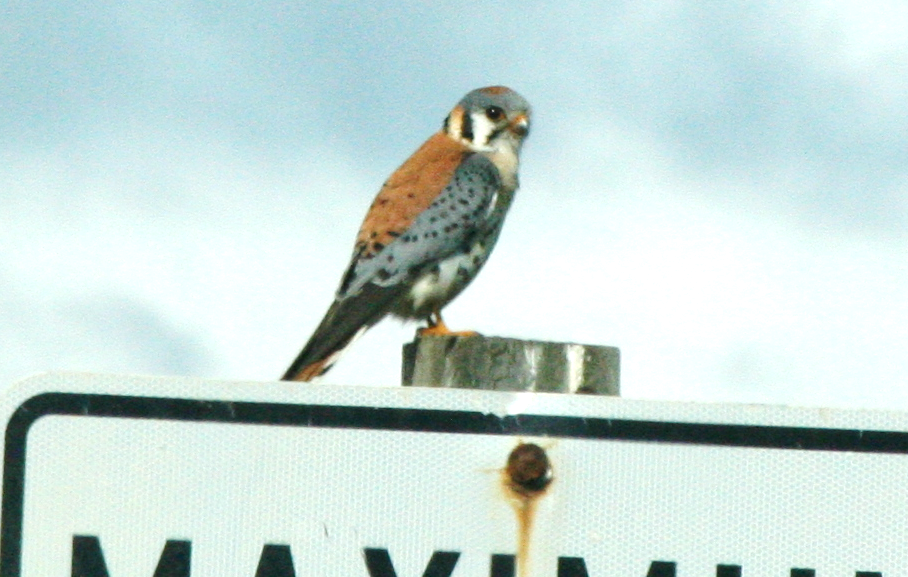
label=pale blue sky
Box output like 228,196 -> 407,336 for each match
3,1 -> 907,407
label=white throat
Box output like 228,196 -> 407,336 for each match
466,112 -> 522,190
467,112 -> 499,151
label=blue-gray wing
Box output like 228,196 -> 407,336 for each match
339,153 -> 503,298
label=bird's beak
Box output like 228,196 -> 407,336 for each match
509,114 -> 530,137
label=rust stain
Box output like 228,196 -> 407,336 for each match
502,442 -> 552,577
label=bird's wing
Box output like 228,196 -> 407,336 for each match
354,131 -> 472,261
339,152 -> 503,298
283,141 -> 504,382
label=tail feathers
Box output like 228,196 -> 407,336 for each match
282,324 -> 368,381
285,361 -> 325,382
281,283 -> 408,382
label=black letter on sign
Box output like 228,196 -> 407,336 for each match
717,566 -> 741,577
490,554 -> 515,577
256,544 -> 296,577
647,561 -> 677,577
363,548 -> 460,577
153,540 -> 191,577
71,536 -> 190,577
856,573 -> 882,577
72,535 -> 108,577
791,570 -> 815,577
557,557 -> 589,577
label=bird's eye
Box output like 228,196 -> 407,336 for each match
485,106 -> 504,121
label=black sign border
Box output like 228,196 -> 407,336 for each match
5,391 -> 908,576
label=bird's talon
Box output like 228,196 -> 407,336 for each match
417,327 -> 480,338
418,318 -> 480,338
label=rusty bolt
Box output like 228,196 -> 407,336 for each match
506,443 -> 552,493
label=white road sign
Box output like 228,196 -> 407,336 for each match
3,373 -> 908,577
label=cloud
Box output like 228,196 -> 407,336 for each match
0,289 -> 212,379
0,136 -> 370,384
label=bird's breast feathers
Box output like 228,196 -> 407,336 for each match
406,236 -> 491,313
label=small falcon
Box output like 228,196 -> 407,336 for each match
283,86 -> 531,382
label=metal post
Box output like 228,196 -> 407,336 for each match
402,335 -> 620,395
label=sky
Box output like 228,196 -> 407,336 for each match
2,0 -> 907,410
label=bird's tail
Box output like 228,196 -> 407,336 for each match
282,322 -> 368,381
281,284 -> 406,382
281,302 -> 369,381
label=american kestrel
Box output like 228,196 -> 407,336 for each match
283,86 -> 531,381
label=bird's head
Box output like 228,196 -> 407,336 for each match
443,86 -> 531,154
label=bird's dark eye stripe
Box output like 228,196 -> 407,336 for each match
461,111 -> 474,141
485,106 -> 504,120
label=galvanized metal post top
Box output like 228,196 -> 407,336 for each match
402,334 -> 620,395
